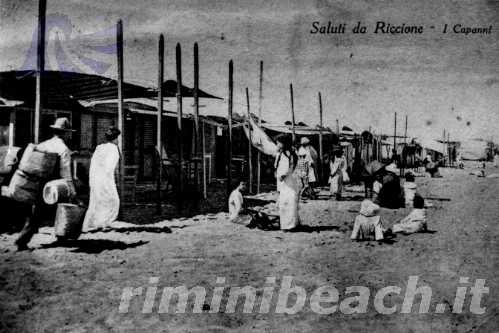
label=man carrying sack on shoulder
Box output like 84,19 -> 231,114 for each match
15,117 -> 77,251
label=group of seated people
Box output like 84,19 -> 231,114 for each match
351,194 -> 428,242
228,164 -> 429,241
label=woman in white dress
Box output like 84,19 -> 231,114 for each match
82,127 -> 121,232
274,134 -> 301,231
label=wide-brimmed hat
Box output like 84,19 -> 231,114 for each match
366,161 -> 384,175
50,117 -> 75,132
385,162 -> 399,174
300,137 -> 310,145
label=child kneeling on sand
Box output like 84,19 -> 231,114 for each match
393,194 -> 427,234
351,200 -> 386,241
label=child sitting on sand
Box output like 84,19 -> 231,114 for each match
403,172 -> 417,207
393,194 -> 427,234
228,181 -> 247,222
351,199 -> 386,241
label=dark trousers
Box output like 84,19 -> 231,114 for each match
15,202 -> 49,247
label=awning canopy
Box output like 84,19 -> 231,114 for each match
0,70 -> 221,107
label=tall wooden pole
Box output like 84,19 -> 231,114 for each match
196,43 -> 207,199
193,42 -> 200,194
9,111 -> 16,147
336,119 -> 340,136
402,115 -> 408,174
246,87 -> 253,193
257,61 -> 263,193
156,34 -> 164,214
393,112 -> 397,160
116,20 -> 125,208
227,60 -> 234,197
34,0 -> 46,144
289,83 -> 296,144
202,121 -> 207,198
442,129 -> 446,165
447,131 -> 451,166
318,92 -> 324,183
176,43 -> 184,209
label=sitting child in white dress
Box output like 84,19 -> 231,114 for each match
393,194 -> 427,234
351,200 -> 385,241
228,181 -> 247,222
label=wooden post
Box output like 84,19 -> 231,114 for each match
193,42 -> 200,194
202,121 -> 207,198
447,131 -> 453,166
336,119 -> 339,136
156,34 -> 164,214
116,19 -> 125,208
257,60 -> 263,193
318,92 -> 324,183
289,83 -> 296,144
227,60 -> 234,197
393,112 -> 397,160
442,128 -> 445,166
9,110 -> 16,147
403,115 -> 408,172
176,43 -> 184,209
246,87 -> 253,193
34,0 -> 46,144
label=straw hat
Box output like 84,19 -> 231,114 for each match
385,162 -> 399,174
300,137 -> 310,145
50,117 -> 75,132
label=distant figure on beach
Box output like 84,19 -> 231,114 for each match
403,172 -> 417,208
82,127 -> 121,232
274,134 -> 301,231
376,160 -> 405,209
297,145 -> 316,199
456,152 -> 464,169
351,199 -> 386,241
393,194 -> 427,234
228,181 -> 247,222
424,154 -> 441,178
299,137 -> 318,187
329,149 -> 345,200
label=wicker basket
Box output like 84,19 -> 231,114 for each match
54,203 -> 86,239
7,169 -> 42,204
19,144 -> 58,179
43,179 -> 71,205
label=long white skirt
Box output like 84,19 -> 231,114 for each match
82,143 -> 120,232
279,176 -> 301,230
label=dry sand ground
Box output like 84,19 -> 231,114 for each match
0,166 -> 498,332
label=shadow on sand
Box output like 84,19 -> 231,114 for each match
39,239 -> 149,254
84,225 -> 178,234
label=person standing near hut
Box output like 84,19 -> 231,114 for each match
299,137 -> 318,186
82,127 -> 121,232
15,118 -> 77,251
274,134 -> 301,231
329,149 -> 345,200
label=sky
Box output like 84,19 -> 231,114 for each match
1,0 -> 498,142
